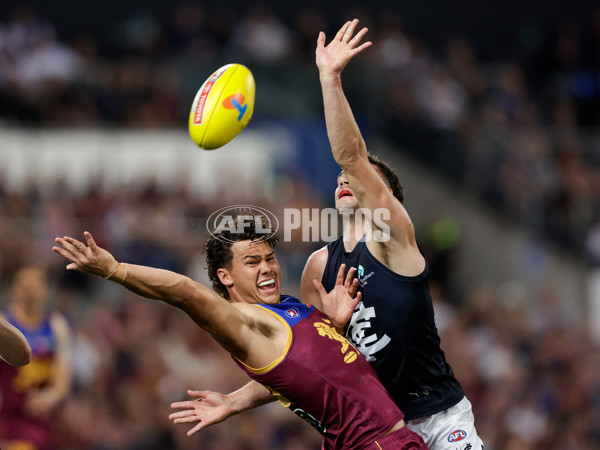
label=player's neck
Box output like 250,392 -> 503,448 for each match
341,215 -> 369,252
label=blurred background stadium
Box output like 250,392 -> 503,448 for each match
1,0 -> 600,448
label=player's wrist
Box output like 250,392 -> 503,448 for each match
319,71 -> 342,83
223,393 -> 242,415
105,262 -> 129,284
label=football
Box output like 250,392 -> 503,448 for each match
188,63 -> 255,150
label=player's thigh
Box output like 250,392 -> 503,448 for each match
405,397 -> 484,450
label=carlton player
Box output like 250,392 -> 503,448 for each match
305,19 -> 484,449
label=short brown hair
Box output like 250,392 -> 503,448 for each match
203,214 -> 279,300
338,153 -> 404,203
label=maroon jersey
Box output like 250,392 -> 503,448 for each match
0,312 -> 56,450
233,296 -> 406,450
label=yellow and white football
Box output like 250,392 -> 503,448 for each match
188,63 -> 255,150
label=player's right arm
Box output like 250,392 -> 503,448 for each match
52,231 -> 256,360
0,316 -> 31,367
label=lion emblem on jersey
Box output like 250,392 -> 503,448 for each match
313,319 -> 358,363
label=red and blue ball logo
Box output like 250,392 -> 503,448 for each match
222,94 -> 248,121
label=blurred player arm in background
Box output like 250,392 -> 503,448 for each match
0,316 -> 31,366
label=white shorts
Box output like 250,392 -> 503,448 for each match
405,397 -> 484,450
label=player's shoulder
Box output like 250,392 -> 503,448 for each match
307,245 -> 329,266
302,245 -> 329,280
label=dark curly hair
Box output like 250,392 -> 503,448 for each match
203,213 -> 279,300
338,153 -> 404,203
367,153 -> 404,203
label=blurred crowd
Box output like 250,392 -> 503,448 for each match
2,2 -> 600,259
1,2 -> 600,449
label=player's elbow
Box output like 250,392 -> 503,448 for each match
335,138 -> 366,166
19,349 -> 32,366
170,277 -> 199,306
171,277 -> 213,312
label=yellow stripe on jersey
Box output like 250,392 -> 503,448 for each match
234,305 -> 293,375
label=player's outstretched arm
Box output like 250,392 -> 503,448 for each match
316,19 -> 371,169
52,231 -> 250,357
0,317 -> 31,366
317,19 -> 420,253
316,20 -> 397,217
170,382 -> 274,436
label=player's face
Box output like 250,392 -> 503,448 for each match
335,165 -> 392,211
222,240 -> 281,305
11,267 -> 48,309
335,173 -> 359,211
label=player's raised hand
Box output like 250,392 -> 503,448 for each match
52,231 -> 118,278
316,18 -> 372,78
313,264 -> 361,329
169,389 -> 234,436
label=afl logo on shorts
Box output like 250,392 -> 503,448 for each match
447,430 -> 467,442
285,308 -> 300,318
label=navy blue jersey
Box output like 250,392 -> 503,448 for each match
321,237 -> 464,420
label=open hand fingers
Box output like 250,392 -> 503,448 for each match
341,19 -> 358,43
335,263 -> 346,286
171,400 -> 199,410
57,236 -> 87,255
52,237 -> 84,266
343,266 -> 356,288
316,31 -> 326,49
83,231 -> 99,251
348,278 -> 359,298
348,26 -> 369,47
169,409 -> 199,421
187,390 -> 208,399
334,20 -> 352,42
187,421 -> 206,437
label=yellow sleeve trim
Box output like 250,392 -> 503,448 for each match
235,305 -> 293,375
